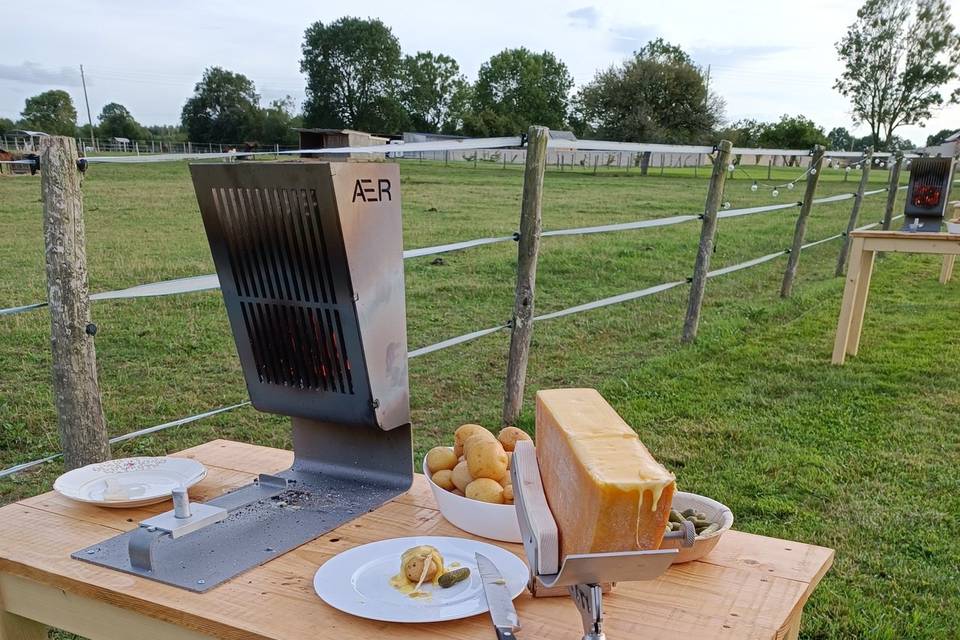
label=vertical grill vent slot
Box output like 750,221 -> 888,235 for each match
211,186 -> 354,395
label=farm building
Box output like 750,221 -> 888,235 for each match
924,130 -> 959,157
295,128 -> 389,161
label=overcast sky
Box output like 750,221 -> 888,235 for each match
2,0 -> 958,144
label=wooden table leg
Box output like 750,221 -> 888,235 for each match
940,254 -> 956,284
832,237 -> 867,365
845,246 -> 876,357
0,612 -> 47,640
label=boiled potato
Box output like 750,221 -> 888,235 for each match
497,475 -> 511,488
465,435 -> 508,480
425,447 -> 457,473
453,424 -> 496,458
497,426 -> 531,452
451,460 -> 474,492
451,489 -> 465,497
503,484 -> 514,504
431,469 -> 455,491
506,451 -> 513,469
465,478 -> 505,504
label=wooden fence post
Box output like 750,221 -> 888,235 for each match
40,136 -> 110,470
780,145 -> 826,298
882,153 -> 903,230
681,140 -> 733,344
502,126 -> 549,426
835,147 -> 874,276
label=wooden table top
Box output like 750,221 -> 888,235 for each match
0,440 -> 834,639
850,229 -> 960,240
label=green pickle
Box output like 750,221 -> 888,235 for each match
438,567 -> 471,588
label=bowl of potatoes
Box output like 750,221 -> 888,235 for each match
422,424 -> 530,543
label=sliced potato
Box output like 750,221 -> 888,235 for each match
465,435 -> 508,480
497,426 -> 532,452
451,460 -> 474,492
425,447 -> 457,473
431,469 -> 455,491
465,478 -> 505,504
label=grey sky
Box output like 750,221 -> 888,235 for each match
2,0 -> 958,144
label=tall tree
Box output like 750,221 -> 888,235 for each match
716,119 -> 768,148
465,48 -> 573,136
399,52 -> 469,133
835,0 -> 960,149
181,67 -> 261,143
0,117 -> 14,135
20,90 -> 77,136
575,39 -> 722,143
827,126 -> 855,150
758,115 -> 828,149
97,102 -> 144,140
300,17 -> 403,132
926,127 -> 956,146
257,96 -> 301,146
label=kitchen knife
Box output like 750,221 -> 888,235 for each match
476,553 -> 520,639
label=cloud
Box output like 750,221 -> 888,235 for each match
567,6 -> 600,29
608,25 -> 657,54
0,62 -> 84,87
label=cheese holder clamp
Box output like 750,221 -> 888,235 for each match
73,162 -> 413,592
510,440 -> 693,640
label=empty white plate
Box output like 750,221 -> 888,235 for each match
313,536 -> 528,623
53,456 -> 207,508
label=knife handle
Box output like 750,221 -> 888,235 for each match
494,629 -> 517,640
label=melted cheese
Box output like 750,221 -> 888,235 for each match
536,388 -> 675,557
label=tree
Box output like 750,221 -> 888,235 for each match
98,102 -> 144,140
20,90 -> 77,136
827,126 -> 855,150
835,0 -> 960,150
465,48 -> 573,136
0,117 -> 14,135
181,67 -> 261,143
300,17 -> 403,132
716,119 -> 768,148
575,39 -> 722,143
257,97 -> 301,146
926,127 -> 956,146
757,115 -> 828,149
399,52 -> 469,133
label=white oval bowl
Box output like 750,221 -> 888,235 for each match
659,491 -> 734,563
422,450 -> 522,543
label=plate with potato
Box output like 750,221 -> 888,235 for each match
422,424 -> 531,542
312,536 -> 527,623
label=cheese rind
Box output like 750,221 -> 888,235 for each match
535,388 -> 675,558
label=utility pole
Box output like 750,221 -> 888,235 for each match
80,65 -> 95,151
704,64 -> 711,106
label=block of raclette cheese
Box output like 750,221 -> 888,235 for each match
535,388 -> 675,559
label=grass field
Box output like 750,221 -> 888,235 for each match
1,158 -> 958,639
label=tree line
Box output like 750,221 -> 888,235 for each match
2,0 -> 957,151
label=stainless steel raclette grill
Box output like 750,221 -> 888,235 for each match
74,162 -> 413,591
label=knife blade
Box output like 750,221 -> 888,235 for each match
476,553 -> 520,639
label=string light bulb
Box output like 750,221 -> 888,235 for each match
727,163 -> 736,172
751,182 -> 758,192
810,168 -> 817,175
772,189 -> 780,198
722,201 -> 731,210
845,166 -> 852,173
787,182 -> 795,190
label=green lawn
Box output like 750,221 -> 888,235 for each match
1,158 -> 957,639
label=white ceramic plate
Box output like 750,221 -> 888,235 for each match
313,536 -> 528,623
53,457 -> 207,508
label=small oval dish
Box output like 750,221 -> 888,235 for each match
659,491 -> 734,563
54,456 -> 207,508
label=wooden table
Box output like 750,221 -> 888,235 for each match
0,440 -> 834,640
833,230 -> 960,365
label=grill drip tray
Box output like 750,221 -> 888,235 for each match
74,420 -> 412,592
